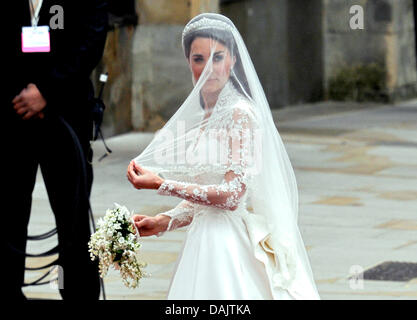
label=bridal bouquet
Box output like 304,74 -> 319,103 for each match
88,203 -> 147,288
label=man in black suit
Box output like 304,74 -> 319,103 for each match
2,0 -> 108,300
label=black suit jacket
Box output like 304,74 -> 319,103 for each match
4,0 -> 108,124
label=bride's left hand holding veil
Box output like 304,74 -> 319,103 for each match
131,214 -> 170,237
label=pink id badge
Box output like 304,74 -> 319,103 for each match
21,26 -> 50,53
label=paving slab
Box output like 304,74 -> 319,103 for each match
22,100 -> 417,300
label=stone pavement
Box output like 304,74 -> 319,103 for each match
22,99 -> 417,300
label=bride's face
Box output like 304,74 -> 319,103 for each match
188,37 -> 236,94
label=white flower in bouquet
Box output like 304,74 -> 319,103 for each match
88,203 -> 148,288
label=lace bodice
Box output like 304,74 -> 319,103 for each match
156,82 -> 259,234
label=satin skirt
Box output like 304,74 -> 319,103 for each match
166,209 -> 294,300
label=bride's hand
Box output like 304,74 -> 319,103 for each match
132,214 -> 170,236
127,161 -> 164,190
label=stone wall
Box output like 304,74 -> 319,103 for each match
323,0 -> 417,101
221,0 -> 324,108
131,24 -> 191,131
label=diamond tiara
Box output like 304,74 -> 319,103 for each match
182,17 -> 235,42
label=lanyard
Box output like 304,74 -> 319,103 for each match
29,0 -> 44,27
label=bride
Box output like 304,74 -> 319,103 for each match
126,13 -> 320,300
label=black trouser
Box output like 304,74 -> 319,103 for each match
3,113 -> 100,300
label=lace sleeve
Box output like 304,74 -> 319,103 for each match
155,200 -> 197,236
157,106 -> 258,211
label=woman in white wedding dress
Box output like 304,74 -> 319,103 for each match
127,13 -> 320,300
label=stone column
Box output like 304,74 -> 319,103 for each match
190,0 -> 219,17
98,26 -> 136,137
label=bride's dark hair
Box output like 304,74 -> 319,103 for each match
183,28 -> 252,109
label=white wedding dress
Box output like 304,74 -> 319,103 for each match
134,13 -> 320,300
155,82 -> 295,300
160,190 -> 294,300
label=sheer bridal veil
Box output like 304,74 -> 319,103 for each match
133,13 -> 320,299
